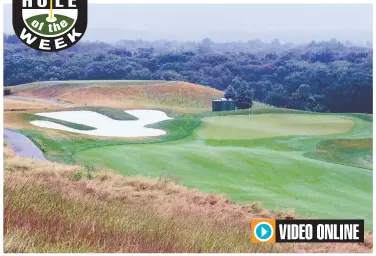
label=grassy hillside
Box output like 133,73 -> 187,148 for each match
6,80 -> 169,93
5,108 -> 293,164
8,106 -> 373,228
4,147 -> 372,253
4,98 -> 61,111
9,80 -> 224,112
73,113 -> 373,228
3,82 -> 373,249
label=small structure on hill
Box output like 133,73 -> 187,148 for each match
212,98 -> 236,112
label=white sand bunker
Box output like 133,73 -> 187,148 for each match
30,110 -> 173,137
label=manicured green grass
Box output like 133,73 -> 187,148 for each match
16,114 -> 201,163
72,112 -> 373,229
198,114 -> 354,140
73,139 -> 372,227
16,108 -> 373,229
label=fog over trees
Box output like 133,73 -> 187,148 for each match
4,35 -> 373,113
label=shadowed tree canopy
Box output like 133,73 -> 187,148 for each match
3,34 -> 373,113
236,84 -> 254,109
224,85 -> 237,100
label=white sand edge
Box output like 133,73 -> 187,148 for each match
30,109 -> 173,138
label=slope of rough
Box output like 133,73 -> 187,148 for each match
12,81 -> 223,112
3,147 -> 372,253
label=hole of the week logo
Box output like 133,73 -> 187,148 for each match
13,0 -> 87,52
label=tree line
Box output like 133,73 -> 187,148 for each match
4,34 -> 373,113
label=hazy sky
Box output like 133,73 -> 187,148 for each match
3,4 -> 373,43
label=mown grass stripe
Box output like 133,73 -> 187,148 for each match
29,115 -> 96,131
56,107 -> 138,121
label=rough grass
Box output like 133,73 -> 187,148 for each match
12,81 -> 224,112
8,79 -> 182,93
4,98 -> 60,111
4,106 -> 138,139
9,80 -> 276,114
3,148 -> 372,253
7,80 -> 170,94
3,111 -> 80,138
305,139 -> 372,169
55,82 -> 223,111
251,101 -> 275,110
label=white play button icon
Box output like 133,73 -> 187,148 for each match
254,222 -> 274,242
261,227 -> 268,237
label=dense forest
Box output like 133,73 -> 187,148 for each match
4,34 -> 373,113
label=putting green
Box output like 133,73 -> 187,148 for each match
198,114 -> 354,140
73,113 -> 372,228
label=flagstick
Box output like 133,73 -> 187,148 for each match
48,0 -> 56,22
50,0 -> 53,20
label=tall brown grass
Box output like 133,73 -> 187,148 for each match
4,98 -> 61,111
3,147 -> 372,253
14,82 -> 223,112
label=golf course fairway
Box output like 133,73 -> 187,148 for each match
198,114 -> 354,140
73,113 -> 373,229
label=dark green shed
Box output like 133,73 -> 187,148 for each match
212,99 -> 236,112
